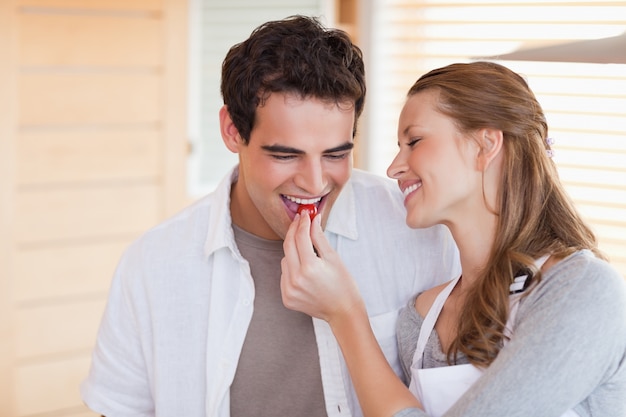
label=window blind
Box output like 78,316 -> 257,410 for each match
363,0 -> 626,276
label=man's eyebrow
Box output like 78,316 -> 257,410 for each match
261,142 -> 354,154
326,142 -> 355,153
261,144 -> 305,154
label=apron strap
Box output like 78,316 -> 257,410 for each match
412,255 -> 551,368
412,276 -> 460,368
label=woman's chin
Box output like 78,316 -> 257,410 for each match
406,215 -> 434,230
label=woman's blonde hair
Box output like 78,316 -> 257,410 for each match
408,61 -> 604,367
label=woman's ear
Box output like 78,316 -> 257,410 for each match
476,128 -> 503,171
220,105 -> 243,153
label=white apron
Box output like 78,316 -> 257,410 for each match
407,257 -> 579,417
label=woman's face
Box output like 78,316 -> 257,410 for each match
387,90 -> 484,230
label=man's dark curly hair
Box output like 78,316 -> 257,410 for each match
220,15 -> 366,144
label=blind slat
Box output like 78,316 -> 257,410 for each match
367,1 -> 626,277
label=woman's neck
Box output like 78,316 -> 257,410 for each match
446,211 -> 498,290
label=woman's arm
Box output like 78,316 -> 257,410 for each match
282,216 -> 626,417
443,252 -> 626,417
281,213 -> 422,417
330,296 -> 421,417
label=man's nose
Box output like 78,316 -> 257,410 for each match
294,160 -> 326,195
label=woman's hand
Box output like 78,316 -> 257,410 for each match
280,212 -> 364,324
282,212 -> 422,417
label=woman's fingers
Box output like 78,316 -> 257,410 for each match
282,213 -> 301,269
281,213 -> 320,315
281,210 -> 360,322
280,255 -> 298,310
294,210 -> 317,262
309,214 -> 333,259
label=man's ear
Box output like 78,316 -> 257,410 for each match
220,105 -> 243,153
476,128 -> 503,171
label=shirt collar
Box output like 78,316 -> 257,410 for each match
203,167 -> 240,259
324,177 -> 359,241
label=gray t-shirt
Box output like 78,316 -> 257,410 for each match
395,250 -> 626,417
230,225 -> 327,417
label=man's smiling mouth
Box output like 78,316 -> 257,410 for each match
283,195 -> 322,205
282,195 -> 324,219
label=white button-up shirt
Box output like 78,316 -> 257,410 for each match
81,167 -> 459,417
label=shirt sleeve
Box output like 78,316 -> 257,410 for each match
80,248 -> 155,417
395,252 -> 626,417
393,408 -> 423,417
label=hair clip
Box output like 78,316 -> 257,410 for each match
545,137 -> 555,158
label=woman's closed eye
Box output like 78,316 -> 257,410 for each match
407,137 -> 422,147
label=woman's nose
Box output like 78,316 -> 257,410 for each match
387,151 -> 407,180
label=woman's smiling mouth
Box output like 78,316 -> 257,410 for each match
402,182 -> 422,198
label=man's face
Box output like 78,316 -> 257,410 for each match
225,92 -> 355,240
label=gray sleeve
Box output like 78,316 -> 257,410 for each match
392,408 -> 424,417
444,252 -> 626,417
394,251 -> 626,417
